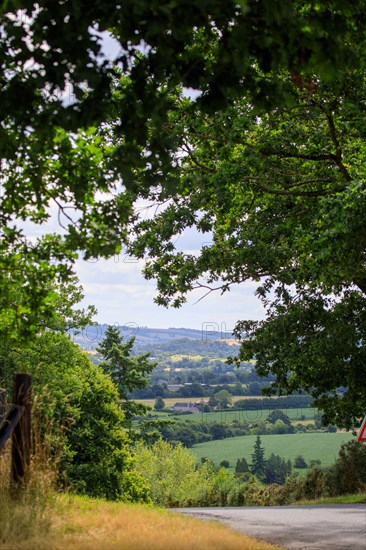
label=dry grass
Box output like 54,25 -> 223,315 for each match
1,434 -> 281,550
1,395 -> 281,550
1,495 -> 282,550
0,441 -> 56,548
0,392 -> 63,548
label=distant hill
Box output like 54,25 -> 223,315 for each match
71,324 -> 234,350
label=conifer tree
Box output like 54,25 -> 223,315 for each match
250,436 -> 267,481
97,325 -> 156,420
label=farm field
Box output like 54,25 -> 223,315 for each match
182,407 -> 317,424
191,432 -> 356,468
136,395 -> 293,409
136,397 -> 207,408
169,354 -> 205,361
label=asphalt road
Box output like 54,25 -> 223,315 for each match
174,505 -> 366,549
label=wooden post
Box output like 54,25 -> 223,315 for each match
11,373 -> 32,485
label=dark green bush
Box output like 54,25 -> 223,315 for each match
326,440 -> 366,495
3,332 -> 151,502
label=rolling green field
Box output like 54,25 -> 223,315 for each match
191,432 -> 355,468
183,407 -> 318,423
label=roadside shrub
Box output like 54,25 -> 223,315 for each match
303,467 -> 327,500
121,470 -> 151,503
274,474 -> 305,504
133,440 -> 253,507
133,440 -> 211,506
204,468 -> 239,506
225,482 -> 247,506
326,440 -> 366,495
243,477 -> 283,506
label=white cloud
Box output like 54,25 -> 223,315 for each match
76,253 -> 265,331
17,208 -> 265,330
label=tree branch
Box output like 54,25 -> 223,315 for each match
181,141 -> 215,172
191,283 -> 226,304
52,198 -> 77,230
324,112 -> 352,182
250,179 -> 344,197
261,149 -> 337,162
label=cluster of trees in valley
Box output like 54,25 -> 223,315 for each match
147,414 -> 296,448
127,338 -> 278,399
140,406 -> 334,449
134,438 -> 366,507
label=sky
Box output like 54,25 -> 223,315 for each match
72,201 -> 266,332
19,199 -> 266,332
75,243 -> 266,332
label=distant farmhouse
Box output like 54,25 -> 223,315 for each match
171,401 -> 207,414
166,384 -> 184,392
171,402 -> 201,414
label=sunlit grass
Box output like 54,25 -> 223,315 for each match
1,494 -> 283,550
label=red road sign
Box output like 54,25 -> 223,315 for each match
357,415 -> 366,442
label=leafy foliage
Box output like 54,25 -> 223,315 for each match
2,1 -> 366,338
326,440 -> 366,495
0,331 -> 150,502
133,439 -> 250,507
133,440 -> 211,507
1,2 -> 366,426
128,73 -> 366,427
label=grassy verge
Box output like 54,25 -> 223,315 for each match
293,493 -> 366,506
1,494 -> 282,550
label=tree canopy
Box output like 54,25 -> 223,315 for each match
2,1 -> 366,335
127,73 -> 366,428
1,2 -> 366,425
